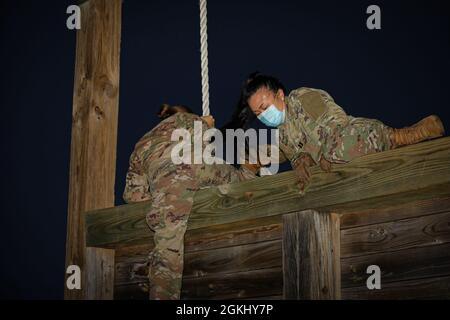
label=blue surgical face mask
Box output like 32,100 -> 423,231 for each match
257,104 -> 286,127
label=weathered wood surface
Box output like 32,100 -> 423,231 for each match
341,243 -> 450,288
342,275 -> 450,299
283,210 -> 340,299
115,283 -> 148,300
184,216 -> 282,252
113,216 -> 284,299
113,199 -> 450,300
114,218 -> 282,288
115,268 -> 283,300
86,137 -> 450,248
182,268 -> 283,300
65,0 -> 122,299
340,211 -> 450,258
86,247 -> 115,300
115,240 -> 282,286
340,197 -> 450,297
340,197 -> 450,229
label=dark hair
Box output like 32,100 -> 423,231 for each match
157,103 -> 194,120
242,73 -> 286,105
220,72 -> 286,131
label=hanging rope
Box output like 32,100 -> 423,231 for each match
199,0 -> 210,116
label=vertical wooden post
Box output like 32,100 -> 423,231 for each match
282,210 -> 341,299
65,0 -> 122,299
85,247 -> 115,299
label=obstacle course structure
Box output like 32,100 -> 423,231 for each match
65,0 -> 450,299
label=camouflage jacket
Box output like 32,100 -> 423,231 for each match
123,113 -> 210,203
278,87 -> 349,164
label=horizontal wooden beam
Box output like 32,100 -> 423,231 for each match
113,197 -> 450,300
86,137 -> 450,248
342,274 -> 450,300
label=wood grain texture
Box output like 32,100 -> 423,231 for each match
184,240 -> 282,277
86,137 -> 450,248
341,197 -> 450,229
341,243 -> 450,288
184,216 -> 282,252
113,216 -> 282,286
115,240 -> 282,286
65,0 -> 122,299
113,201 -> 450,299
115,268 -> 283,300
182,267 -> 283,300
282,210 -> 340,299
114,283 -> 148,300
341,275 -> 450,299
341,211 -> 450,258
86,247 -> 115,299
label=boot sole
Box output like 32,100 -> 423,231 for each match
423,115 -> 445,139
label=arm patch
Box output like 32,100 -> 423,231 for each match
298,91 -> 327,121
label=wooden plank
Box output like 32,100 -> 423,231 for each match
85,247 -> 115,299
115,240 -> 282,286
115,270 -> 284,300
184,240 -> 281,277
101,213 -> 282,251
181,268 -> 283,300
114,245 -> 149,286
242,295 -> 283,300
114,283 -> 148,300
341,211 -> 450,258
115,217 -> 282,285
116,238 -> 278,285
184,216 -> 282,252
341,275 -> 450,299
115,268 -> 284,300
86,137 -> 450,248
113,216 -> 282,286
341,243 -> 450,288
341,197 -> 450,229
282,210 -> 340,299
93,187 -> 448,250
65,0 -> 122,299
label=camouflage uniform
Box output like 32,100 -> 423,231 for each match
123,112 -> 255,300
278,87 -> 394,165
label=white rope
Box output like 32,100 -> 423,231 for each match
199,0 -> 210,116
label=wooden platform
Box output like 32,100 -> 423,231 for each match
84,137 -> 450,299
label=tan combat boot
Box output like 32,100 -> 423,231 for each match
390,115 -> 445,148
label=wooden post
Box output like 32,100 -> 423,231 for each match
65,0 -> 122,299
282,210 -> 341,299
86,247 -> 115,299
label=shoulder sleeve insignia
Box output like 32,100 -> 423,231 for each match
298,91 -> 327,121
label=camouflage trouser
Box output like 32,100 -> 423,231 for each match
322,117 -> 394,163
145,162 -> 255,300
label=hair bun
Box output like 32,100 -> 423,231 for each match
157,103 -> 171,119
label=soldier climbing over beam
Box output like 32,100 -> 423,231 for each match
122,104 -> 262,300
236,72 -> 445,192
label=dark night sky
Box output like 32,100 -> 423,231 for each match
1,0 -> 449,299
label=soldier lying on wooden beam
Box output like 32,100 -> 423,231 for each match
235,72 -> 445,193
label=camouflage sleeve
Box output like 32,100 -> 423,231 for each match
312,88 -> 349,129
289,87 -> 350,164
123,152 -> 151,203
259,143 -> 288,164
312,89 -> 352,163
294,88 -> 348,127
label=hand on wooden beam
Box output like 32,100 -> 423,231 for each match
292,153 -> 316,193
319,155 -> 332,173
